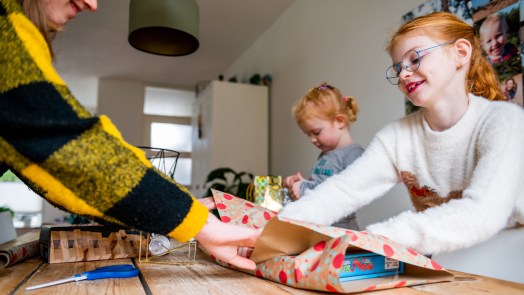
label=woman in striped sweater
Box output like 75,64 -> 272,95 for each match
0,0 -> 258,270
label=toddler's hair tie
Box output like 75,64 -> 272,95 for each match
343,96 -> 348,102
317,84 -> 334,90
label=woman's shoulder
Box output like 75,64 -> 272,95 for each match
1,0 -> 21,13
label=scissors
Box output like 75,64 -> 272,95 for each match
25,264 -> 139,291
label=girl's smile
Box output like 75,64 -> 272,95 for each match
406,81 -> 425,93
391,35 -> 459,108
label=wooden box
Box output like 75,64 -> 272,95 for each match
39,225 -> 147,263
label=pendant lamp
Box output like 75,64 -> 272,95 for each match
128,0 -> 199,56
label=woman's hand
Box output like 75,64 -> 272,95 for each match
195,213 -> 260,270
198,197 -> 217,210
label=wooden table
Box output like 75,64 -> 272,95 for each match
2,248 -> 523,295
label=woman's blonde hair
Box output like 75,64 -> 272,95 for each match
19,0 -> 56,58
292,82 -> 359,127
386,12 -> 504,101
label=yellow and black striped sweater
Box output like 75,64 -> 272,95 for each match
0,0 -> 207,242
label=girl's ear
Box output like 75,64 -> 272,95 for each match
454,39 -> 472,68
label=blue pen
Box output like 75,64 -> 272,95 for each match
25,264 -> 139,291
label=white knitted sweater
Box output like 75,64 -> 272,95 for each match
280,94 -> 524,255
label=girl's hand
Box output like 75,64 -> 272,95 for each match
195,213 -> 260,270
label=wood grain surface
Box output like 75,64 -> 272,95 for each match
2,245 -> 523,295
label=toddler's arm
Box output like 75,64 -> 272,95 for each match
280,136 -> 399,226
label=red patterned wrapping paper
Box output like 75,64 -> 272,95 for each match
0,231 -> 40,268
208,189 -> 454,293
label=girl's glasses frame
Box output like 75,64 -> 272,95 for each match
385,41 -> 456,85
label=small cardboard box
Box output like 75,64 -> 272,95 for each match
339,252 -> 404,281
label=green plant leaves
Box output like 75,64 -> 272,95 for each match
203,167 -> 253,199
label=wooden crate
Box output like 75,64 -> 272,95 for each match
41,226 -> 147,263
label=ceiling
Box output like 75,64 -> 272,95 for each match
53,0 -> 295,90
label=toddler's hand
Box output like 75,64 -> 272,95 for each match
290,179 -> 302,200
284,174 -> 299,188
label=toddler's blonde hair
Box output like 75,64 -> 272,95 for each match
292,82 -> 359,127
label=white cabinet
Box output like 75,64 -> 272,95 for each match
191,81 -> 268,197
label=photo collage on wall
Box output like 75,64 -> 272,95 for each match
402,0 -> 524,114
473,0 -> 522,106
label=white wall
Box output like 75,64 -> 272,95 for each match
97,78 -> 146,146
225,0 -> 422,232
61,74 -> 99,114
225,0 -> 419,174
224,0 -> 524,284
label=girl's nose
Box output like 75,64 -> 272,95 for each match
84,0 -> 98,11
398,66 -> 411,83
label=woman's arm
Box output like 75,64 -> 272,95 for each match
0,0 -> 260,269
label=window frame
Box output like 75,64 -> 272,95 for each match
142,114 -> 193,187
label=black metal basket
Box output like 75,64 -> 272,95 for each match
137,146 -> 180,180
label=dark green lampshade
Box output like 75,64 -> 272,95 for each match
128,0 -> 199,56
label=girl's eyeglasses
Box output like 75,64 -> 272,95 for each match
385,41 -> 455,85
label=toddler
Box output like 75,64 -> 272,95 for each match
283,83 -> 364,230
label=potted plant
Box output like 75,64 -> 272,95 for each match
0,206 -> 14,217
0,206 -> 17,244
203,167 -> 254,199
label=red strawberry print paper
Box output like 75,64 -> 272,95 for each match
208,190 -> 454,293
212,189 -> 277,230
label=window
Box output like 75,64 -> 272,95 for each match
150,122 -> 192,152
0,171 -> 43,228
143,87 -> 194,187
